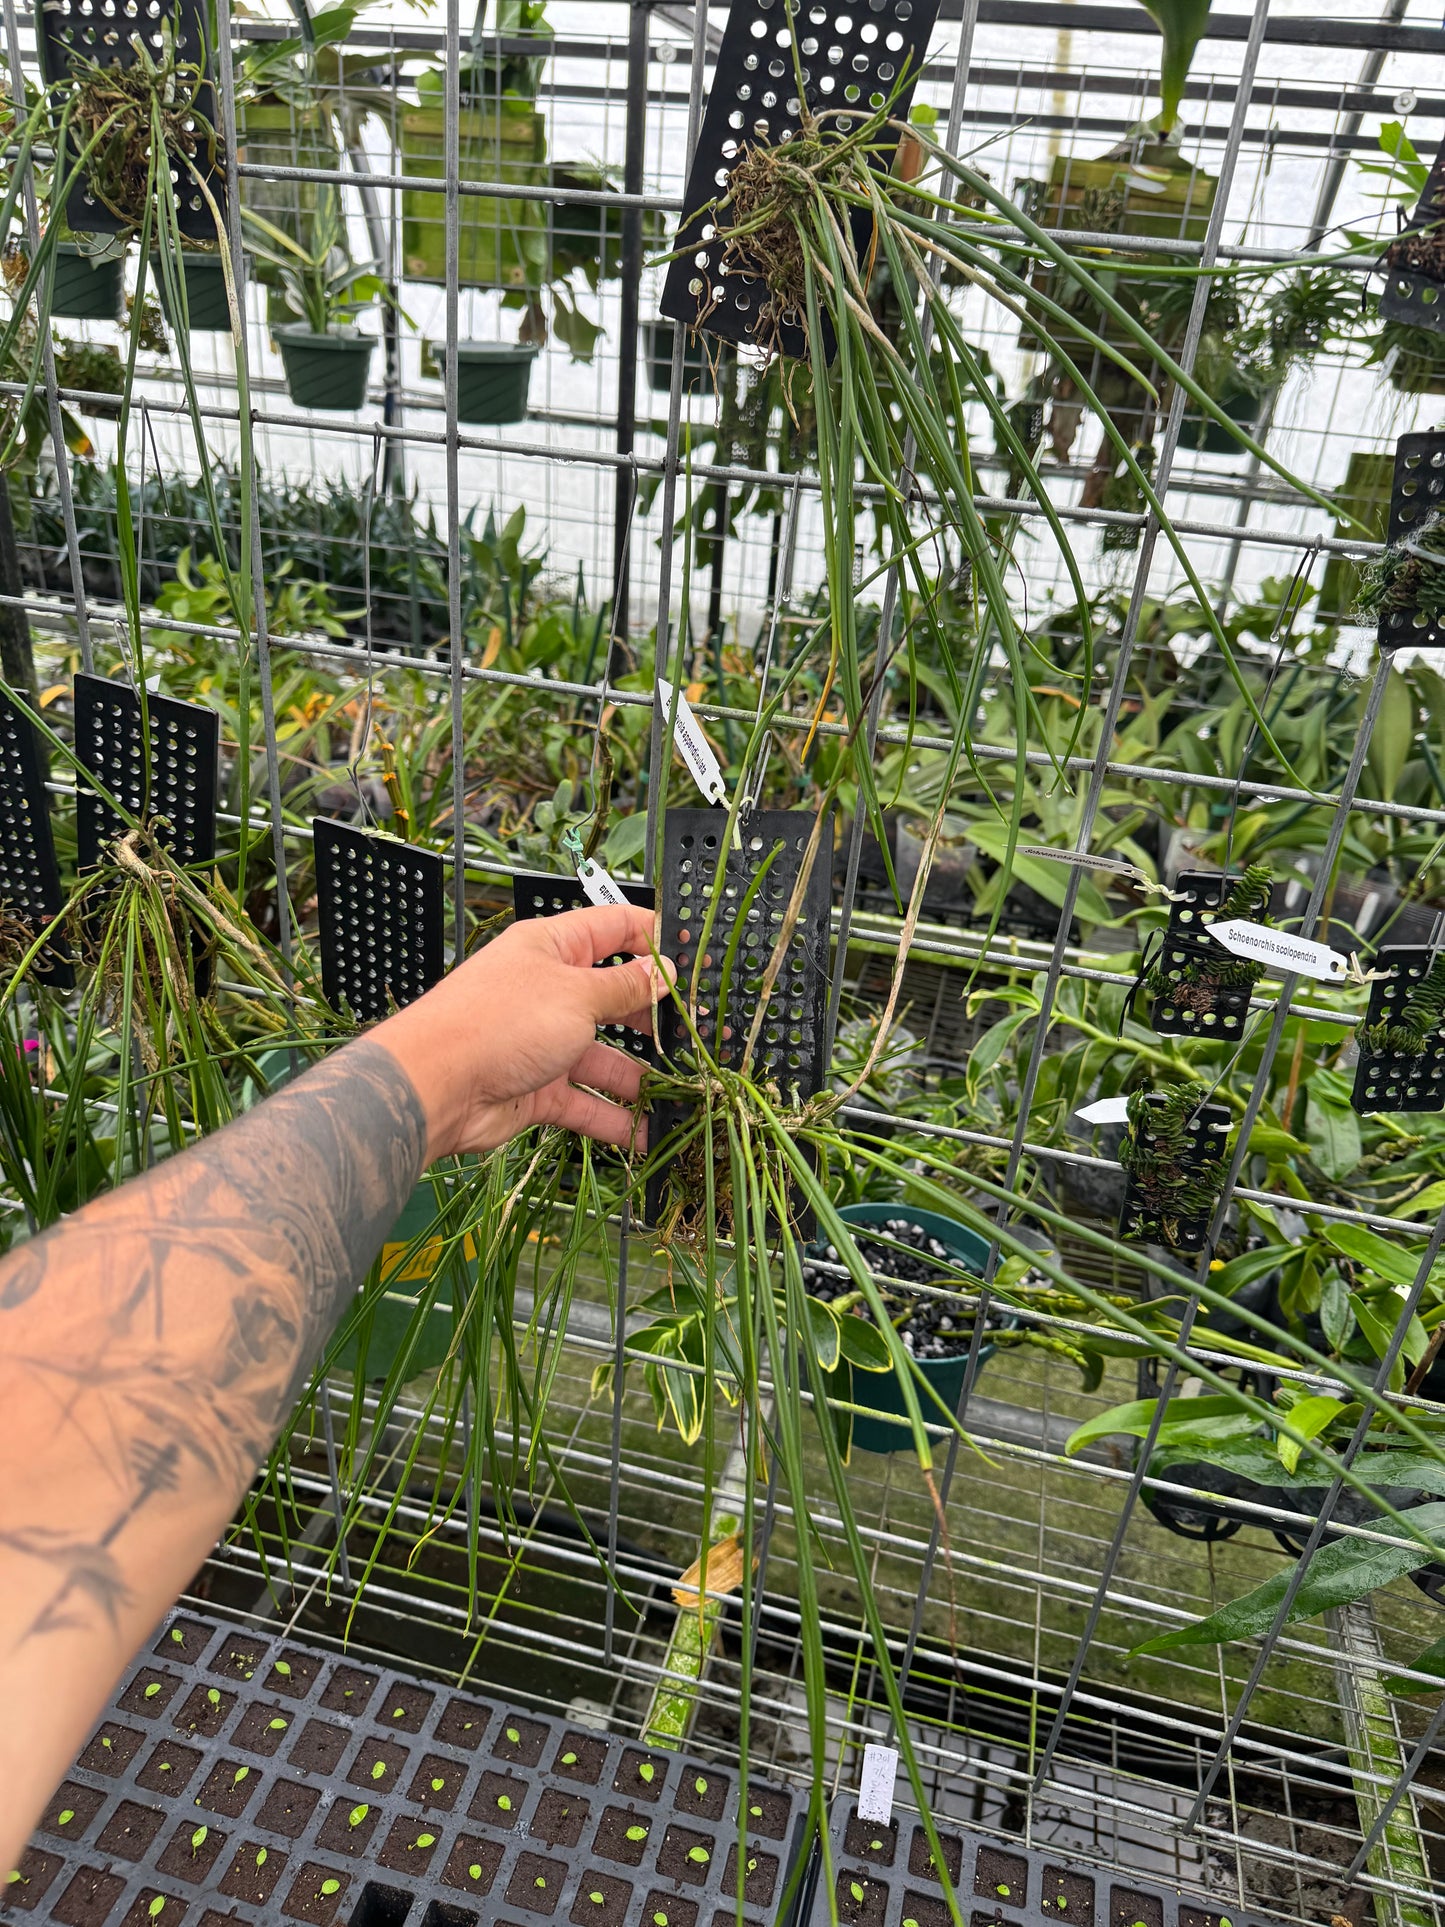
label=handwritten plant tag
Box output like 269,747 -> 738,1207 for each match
857,1744 -> 899,1825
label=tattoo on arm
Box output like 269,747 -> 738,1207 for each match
0,1037 -> 427,1640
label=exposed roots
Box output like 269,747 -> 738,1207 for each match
67,43 -> 216,230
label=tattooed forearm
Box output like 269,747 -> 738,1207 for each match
0,1035 -> 427,1616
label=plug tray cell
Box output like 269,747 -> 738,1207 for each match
660,0 -> 943,357
1351,945 -> 1445,1115
74,674 -> 219,872
313,819 -> 446,1024
1117,1095 -> 1231,1255
1378,430 -> 1445,651
808,1790 -> 1291,1927
512,871 -> 657,1066
36,0 -> 224,239
0,687 -> 72,986
6,1606 -> 807,1927
1148,871 -> 1256,1041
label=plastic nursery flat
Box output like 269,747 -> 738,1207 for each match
0,687 -> 72,986
1377,429 -> 1445,651
1351,945 -> 1445,1115
660,0 -> 944,358
1147,872 -> 1257,1041
512,871 -> 657,1065
4,1609 -> 805,1927
811,1793 -> 1289,1927
313,818 -> 447,1024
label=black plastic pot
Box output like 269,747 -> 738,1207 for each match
276,326 -> 375,411
155,251 -> 230,332
49,242 -> 123,321
17,1605 -> 808,1927
434,341 -> 539,424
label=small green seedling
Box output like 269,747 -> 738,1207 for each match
268,1719 -> 287,1732
191,1828 -> 207,1853
997,1886 -> 1010,1898
534,1877 -> 547,1890
148,1900 -> 165,1919
158,1762 -> 171,1773
431,1778 -> 445,1791
904,1917 -> 920,1927
562,1751 -> 577,1765
206,1689 -> 220,1707
506,1726 -> 521,1743
320,1879 -> 341,1897
170,1630 -> 184,1644
849,1883 -> 865,1904
870,1841 -> 882,1852
654,1913 -> 668,1925
749,1804 -> 761,1818
417,1835 -> 436,1850
371,1762 -> 387,1781
392,1707 -> 405,1720
687,1847 -> 709,1865
497,1795 -> 512,1811
639,1763 -> 655,1784
144,1684 -> 161,1700
57,1810 -> 74,1827
694,1777 -> 707,1796
101,1738 -> 113,1751
7,1873 -> 25,1887
588,1893 -> 603,1905
233,1768 -> 249,1786
626,1826 -> 647,1842
746,1860 -> 757,1874
274,1661 -> 291,1677
470,1867 -> 484,1882
348,1806 -> 368,1829
255,1851 -> 268,1869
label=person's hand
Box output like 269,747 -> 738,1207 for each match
372,904 -> 672,1162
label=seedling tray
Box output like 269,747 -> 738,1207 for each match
660,0 -> 943,357
1117,1096 -> 1231,1255
37,0 -> 223,239
0,687 -> 72,986
646,807 -> 832,1231
1380,145 -> 1445,342
1376,430 -> 1445,651
74,675 -> 219,873
5,1607 -> 806,1927
512,871 -> 656,1066
1148,871 -> 1256,1041
1351,945 -> 1445,1114
313,818 -> 446,1024
811,1790 -> 1291,1927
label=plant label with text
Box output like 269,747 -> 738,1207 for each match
1208,920 -> 1348,983
657,677 -> 727,807
576,857 -> 629,908
857,1744 -> 898,1825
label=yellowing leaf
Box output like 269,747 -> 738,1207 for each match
673,1533 -> 750,1610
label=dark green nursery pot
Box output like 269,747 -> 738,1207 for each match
435,340 -> 539,424
155,251 -> 231,332
276,325 -> 375,411
49,243 -> 123,322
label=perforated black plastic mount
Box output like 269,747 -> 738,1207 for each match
1351,945 -> 1445,1115
313,819 -> 446,1025
1117,1097 -> 1231,1255
659,0 -> 943,356
1379,144 -> 1445,341
810,1791 -> 1291,1927
74,674 -> 219,872
37,0 -> 223,239
1148,871 -> 1258,1041
512,872 -> 657,1065
1378,430 -> 1445,650
645,808 -> 833,1229
0,688 -> 72,986
6,1607 -> 806,1927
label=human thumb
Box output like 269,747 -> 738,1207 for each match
587,951 -> 675,1027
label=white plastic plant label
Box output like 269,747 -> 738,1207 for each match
1075,1096 -> 1133,1125
856,1744 -> 898,1825
1015,844 -> 1144,881
576,857 -> 629,908
1207,919 -> 1348,983
657,677 -> 727,806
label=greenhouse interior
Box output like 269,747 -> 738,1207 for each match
5,0 -> 1445,1924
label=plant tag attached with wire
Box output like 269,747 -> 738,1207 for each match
657,677 -> 727,806
856,1744 -> 898,1825
1015,845 -> 1179,897
561,827 -> 630,908
1207,920 -> 1348,983
1075,1097 -> 1133,1125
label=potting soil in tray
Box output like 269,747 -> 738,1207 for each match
811,1793 -> 1292,1927
801,1219 -> 997,1360
6,1607 -> 807,1927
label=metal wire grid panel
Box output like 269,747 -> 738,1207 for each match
3,3 -> 1445,1927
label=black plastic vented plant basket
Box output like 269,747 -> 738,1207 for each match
1117,1096 -> 1231,1255
1351,945 -> 1445,1115
0,687 -> 72,986
512,871 -> 656,1067
645,808 -> 832,1232
5,1607 -> 808,1927
313,818 -> 447,1024
1375,429 -> 1445,651
1148,871 -> 1258,1041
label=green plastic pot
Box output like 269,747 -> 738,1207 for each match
399,100 -> 548,289
435,341 -> 539,424
49,243 -> 123,321
276,326 -> 375,411
155,251 -> 230,332
834,1204 -> 994,1455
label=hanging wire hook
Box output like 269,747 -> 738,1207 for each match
346,423 -> 386,829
